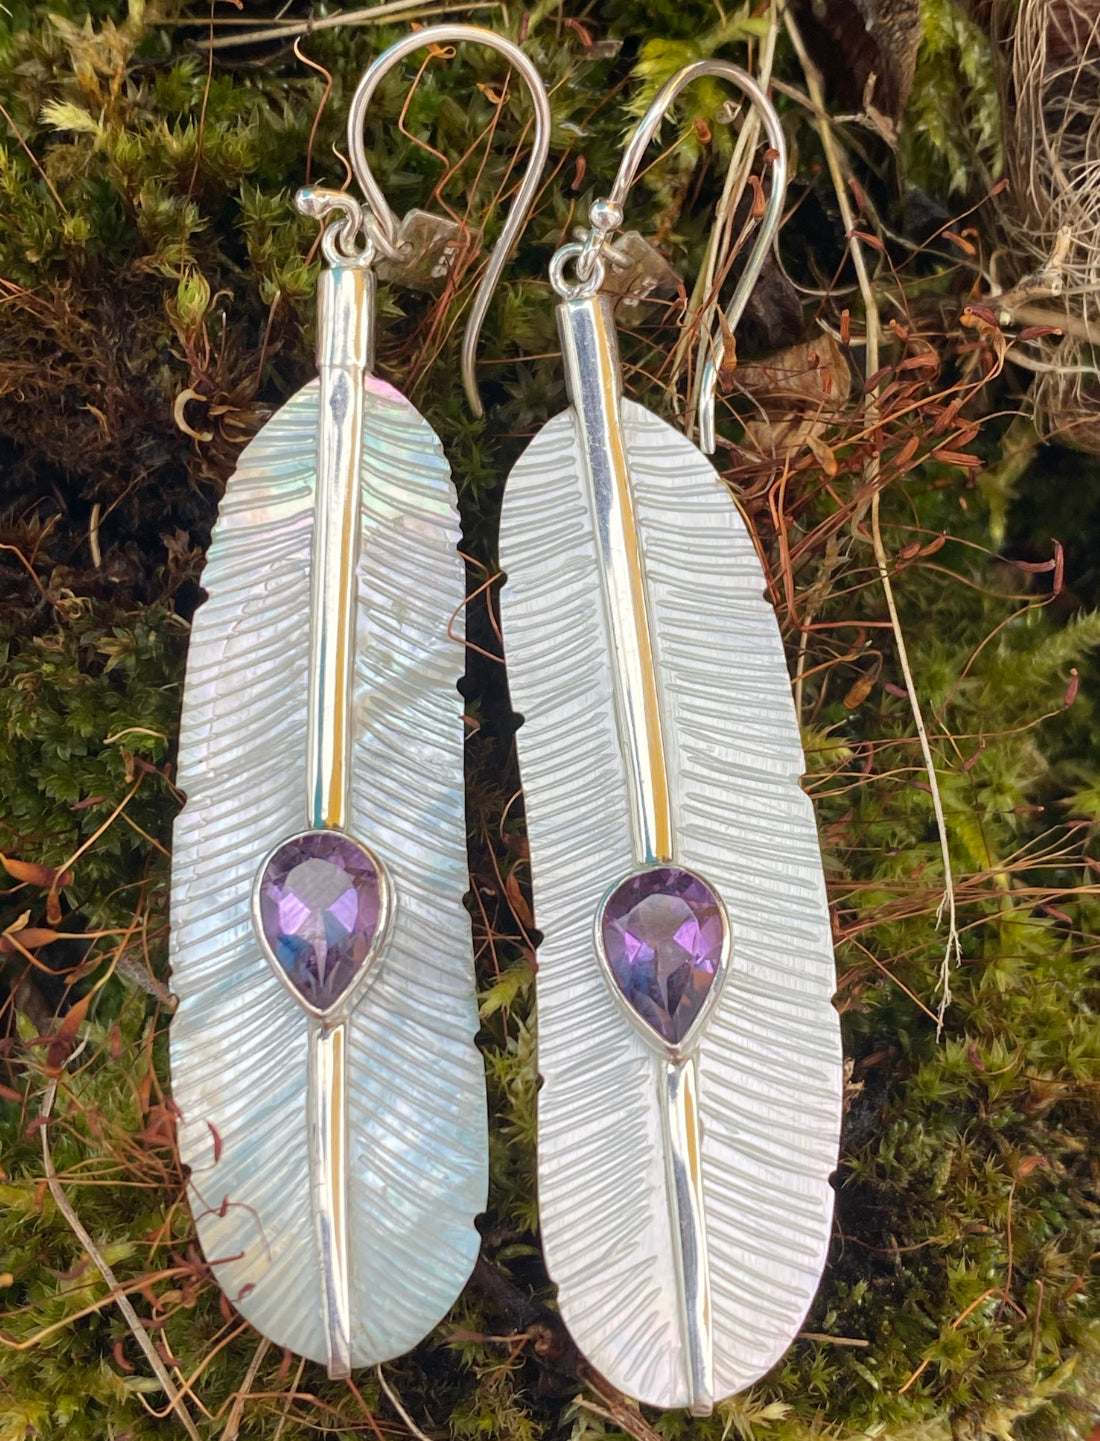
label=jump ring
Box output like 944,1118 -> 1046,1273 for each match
321,215 -> 374,268
549,241 -> 606,301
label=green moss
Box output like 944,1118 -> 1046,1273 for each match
901,0 -> 1003,197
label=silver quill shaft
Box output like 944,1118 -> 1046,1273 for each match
556,296 -> 673,868
308,262 -> 375,835
305,259 -> 377,1376
557,294 -> 713,1412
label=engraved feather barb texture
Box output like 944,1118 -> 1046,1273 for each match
498,394 -> 843,1409
169,377 -> 486,1367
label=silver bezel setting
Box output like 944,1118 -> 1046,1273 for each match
593,863 -> 732,1064
251,827 -> 394,1026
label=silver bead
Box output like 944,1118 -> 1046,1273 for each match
589,196 -> 624,233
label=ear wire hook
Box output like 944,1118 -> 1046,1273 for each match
563,60 -> 786,454
346,25 -> 552,418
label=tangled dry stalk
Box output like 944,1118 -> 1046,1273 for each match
993,0 -> 1100,447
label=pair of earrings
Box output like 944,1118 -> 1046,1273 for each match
168,25 -> 842,1415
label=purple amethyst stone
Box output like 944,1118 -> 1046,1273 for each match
257,831 -> 381,1011
600,868 -> 725,1045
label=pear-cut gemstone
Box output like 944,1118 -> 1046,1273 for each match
257,831 -> 381,1011
600,868 -> 724,1044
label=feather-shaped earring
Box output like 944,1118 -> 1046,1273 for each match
169,27 -> 550,1377
498,62 -> 842,1413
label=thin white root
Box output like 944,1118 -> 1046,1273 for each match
785,5 -> 960,1027
377,1362 -> 435,1441
272,1356 -> 307,1441
220,1335 -> 271,1440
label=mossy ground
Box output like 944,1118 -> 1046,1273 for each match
1,1 -> 1099,1438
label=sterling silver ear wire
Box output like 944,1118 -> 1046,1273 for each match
550,59 -> 786,453
498,63 -> 842,1412
169,25 -> 550,1377
346,26 -> 552,417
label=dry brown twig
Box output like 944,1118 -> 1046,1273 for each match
575,1371 -> 667,1441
